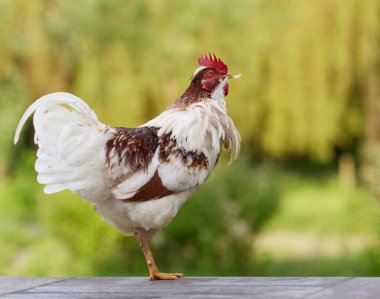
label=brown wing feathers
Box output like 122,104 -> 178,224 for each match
159,133 -> 209,169
122,170 -> 173,202
106,126 -> 209,202
105,127 -> 159,171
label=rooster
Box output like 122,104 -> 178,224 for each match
14,53 -> 240,280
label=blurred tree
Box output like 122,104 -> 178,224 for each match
0,0 -> 378,170
356,0 -> 380,197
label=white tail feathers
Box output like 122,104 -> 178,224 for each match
14,92 -> 101,144
14,92 -> 108,196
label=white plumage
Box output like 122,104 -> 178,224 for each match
14,54 -> 240,280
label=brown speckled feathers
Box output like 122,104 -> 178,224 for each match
159,133 -> 209,170
105,127 -> 159,171
105,127 -> 209,202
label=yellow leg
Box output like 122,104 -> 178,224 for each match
135,233 -> 184,281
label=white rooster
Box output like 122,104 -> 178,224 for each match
14,53 -> 240,280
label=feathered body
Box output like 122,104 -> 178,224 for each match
14,54 -> 240,280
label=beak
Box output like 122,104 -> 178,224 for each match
224,73 -> 241,79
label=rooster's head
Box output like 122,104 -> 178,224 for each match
170,53 -> 238,110
193,53 -> 233,96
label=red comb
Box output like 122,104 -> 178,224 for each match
198,53 -> 228,74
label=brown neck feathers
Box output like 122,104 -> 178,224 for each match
168,68 -> 210,110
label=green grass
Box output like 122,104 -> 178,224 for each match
254,169 -> 380,276
263,178 -> 380,235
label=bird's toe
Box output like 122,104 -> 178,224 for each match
150,272 -> 184,280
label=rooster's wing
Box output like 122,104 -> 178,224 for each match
108,128 -> 210,202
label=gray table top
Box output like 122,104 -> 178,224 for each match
1,277 -> 379,299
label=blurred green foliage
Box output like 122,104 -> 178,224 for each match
1,0 -> 380,276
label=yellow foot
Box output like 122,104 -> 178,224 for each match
150,272 -> 184,281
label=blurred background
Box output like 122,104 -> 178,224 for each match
1,0 -> 380,276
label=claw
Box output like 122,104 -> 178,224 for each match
150,272 -> 184,281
